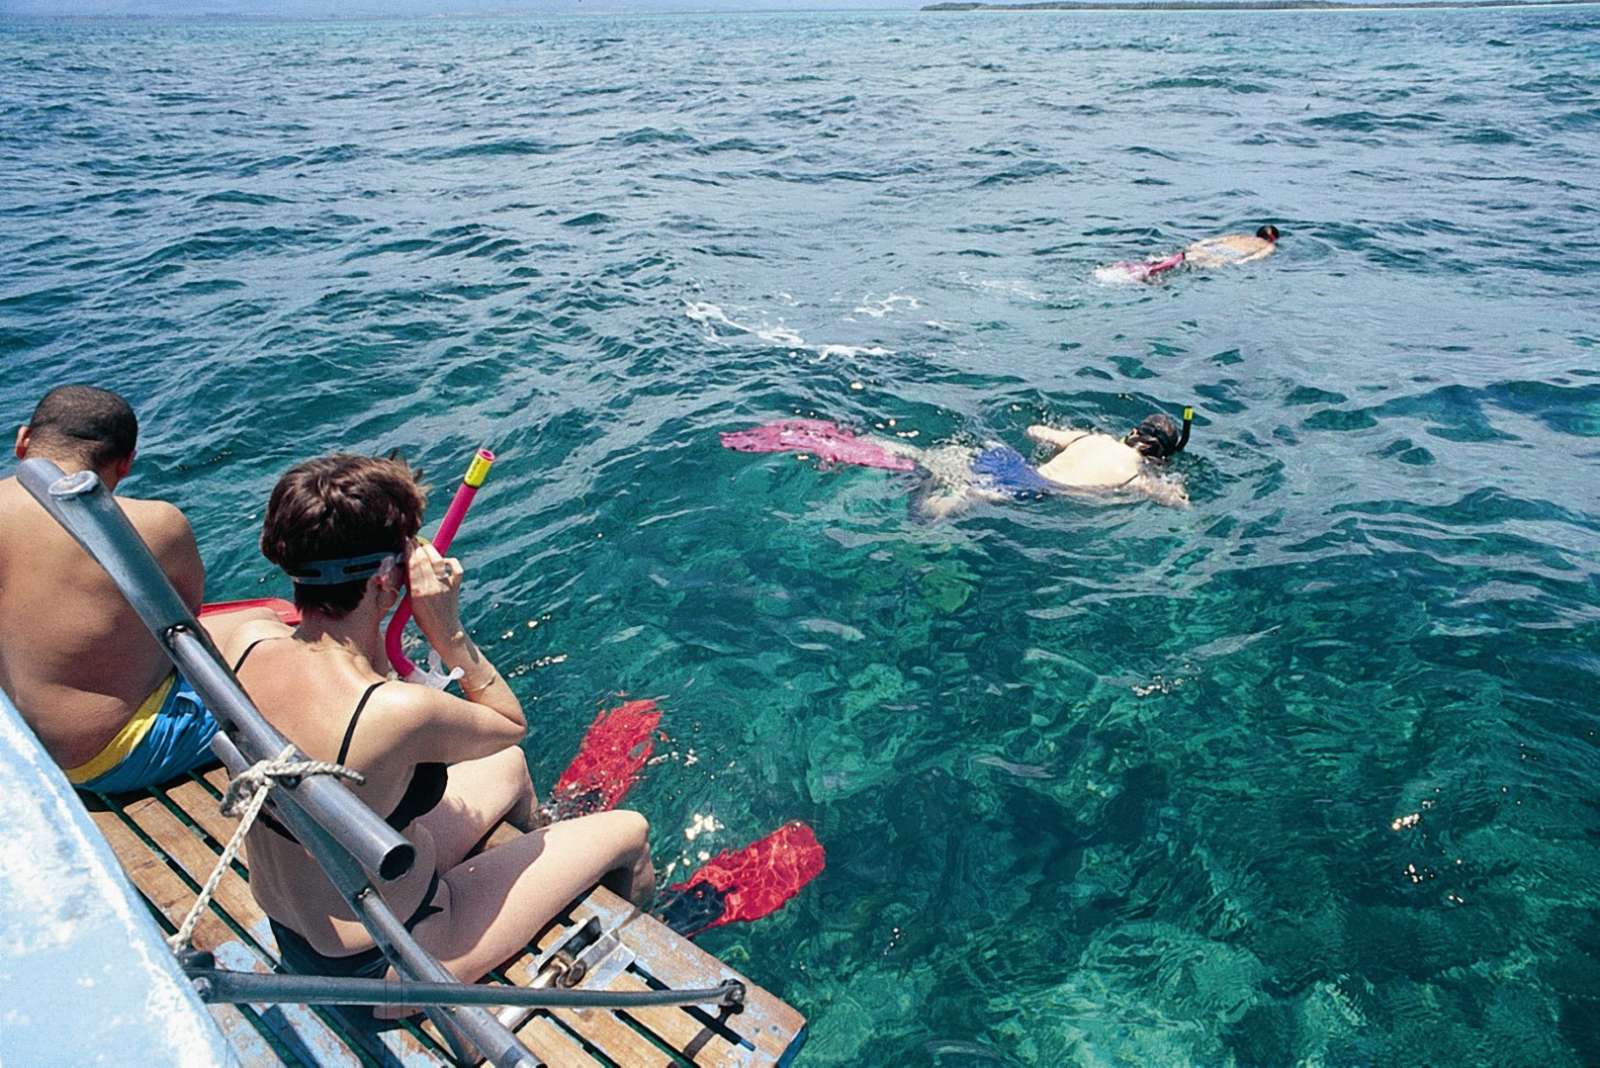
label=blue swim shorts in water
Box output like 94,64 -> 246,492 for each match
971,446 -> 1058,496
66,673 -> 219,793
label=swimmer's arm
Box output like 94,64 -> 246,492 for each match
391,683 -> 526,766
1133,473 -> 1190,509
1236,243 -> 1275,264
1026,425 -> 1084,450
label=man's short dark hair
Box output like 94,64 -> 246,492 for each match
25,386 -> 138,467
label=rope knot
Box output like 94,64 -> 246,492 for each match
168,745 -> 364,953
218,744 -> 365,818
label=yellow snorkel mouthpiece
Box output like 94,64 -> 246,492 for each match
464,448 -> 495,489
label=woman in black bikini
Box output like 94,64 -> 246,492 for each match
221,455 -> 653,1016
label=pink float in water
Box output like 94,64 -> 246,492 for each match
719,418 -> 916,472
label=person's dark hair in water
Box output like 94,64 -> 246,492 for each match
1256,224 -> 1280,242
23,385 -> 138,467
1125,413 -> 1184,459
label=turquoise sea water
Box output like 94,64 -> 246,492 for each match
4,8 -> 1600,1064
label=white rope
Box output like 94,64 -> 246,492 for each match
167,745 -> 364,953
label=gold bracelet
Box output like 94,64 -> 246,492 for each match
459,668 -> 499,695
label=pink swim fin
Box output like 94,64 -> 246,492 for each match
544,699 -> 662,820
1116,250 -> 1186,282
721,419 -> 916,472
658,821 -> 826,938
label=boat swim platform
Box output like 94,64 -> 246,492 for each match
83,767 -> 807,1068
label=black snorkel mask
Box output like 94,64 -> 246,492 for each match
1125,406 -> 1194,459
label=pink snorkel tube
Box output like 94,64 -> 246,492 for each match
385,448 -> 495,682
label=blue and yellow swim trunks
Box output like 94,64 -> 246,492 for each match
65,673 -> 218,793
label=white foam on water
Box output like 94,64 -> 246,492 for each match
1093,264 -> 1146,285
685,300 -> 806,348
957,272 -> 1045,302
686,300 -> 893,362
815,344 -> 893,361
852,293 -> 921,318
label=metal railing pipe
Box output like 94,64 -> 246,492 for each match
190,969 -> 744,1011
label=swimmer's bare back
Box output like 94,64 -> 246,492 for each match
1027,426 -> 1189,508
1183,226 -> 1280,269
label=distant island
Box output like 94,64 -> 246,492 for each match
926,0 -> 1591,9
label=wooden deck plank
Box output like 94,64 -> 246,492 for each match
411,983 -> 600,1068
86,809 -> 365,1068
476,829 -> 748,1064
507,1012 -> 606,1068
120,795 -> 268,931
552,999 -> 686,1067
213,940 -> 367,1068
494,956 -> 683,1068
496,944 -> 690,1068
166,775 -> 246,850
502,900 -> 746,1068
506,912 -> 714,1061
567,891 -> 802,1066
87,807 -> 239,950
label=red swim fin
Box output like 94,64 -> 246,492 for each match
545,699 -> 662,820
199,598 -> 301,626
659,821 -> 825,938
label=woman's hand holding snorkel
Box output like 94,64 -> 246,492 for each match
405,539 -> 522,728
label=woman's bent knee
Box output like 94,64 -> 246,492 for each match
604,809 -> 649,850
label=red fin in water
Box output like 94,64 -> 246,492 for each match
659,821 -> 825,938
199,598 -> 301,625
543,699 -> 662,821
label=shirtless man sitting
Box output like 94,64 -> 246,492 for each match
0,385 -> 257,792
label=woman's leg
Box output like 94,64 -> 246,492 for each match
412,747 -> 538,871
378,809 -> 653,1016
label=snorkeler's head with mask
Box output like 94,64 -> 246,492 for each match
1125,407 -> 1194,459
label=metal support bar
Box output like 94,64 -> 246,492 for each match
187,966 -> 745,1012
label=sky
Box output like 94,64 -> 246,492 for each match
0,0 -> 931,14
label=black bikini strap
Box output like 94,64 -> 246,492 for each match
336,682 -> 387,765
232,637 -> 274,673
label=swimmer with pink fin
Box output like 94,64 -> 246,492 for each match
1098,224 -> 1280,284
722,410 -> 1192,517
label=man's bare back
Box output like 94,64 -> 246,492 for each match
0,472 -> 203,768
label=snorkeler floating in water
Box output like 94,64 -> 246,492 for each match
720,409 -> 1192,518
1100,225 -> 1280,283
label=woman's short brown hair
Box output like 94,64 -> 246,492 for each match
262,455 -> 428,619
